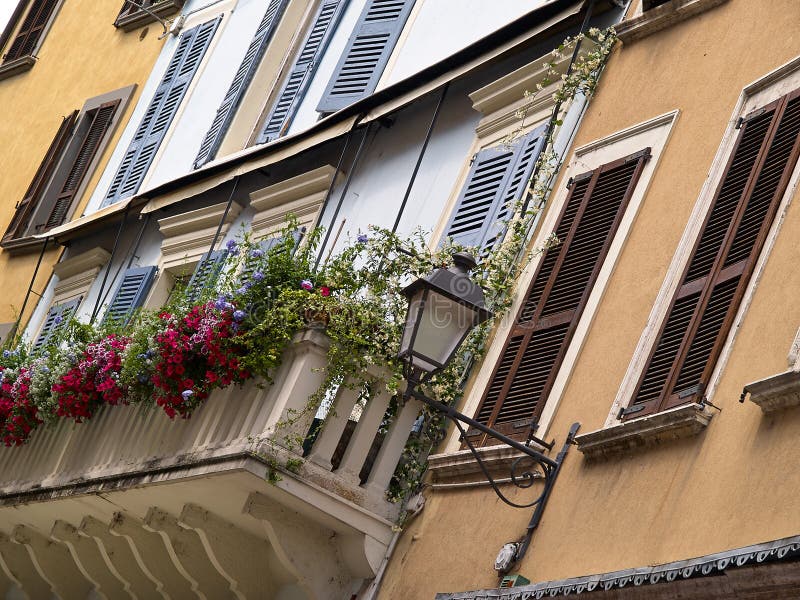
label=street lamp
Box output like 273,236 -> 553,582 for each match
398,252 -> 580,573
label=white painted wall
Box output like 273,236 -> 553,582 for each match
381,0 -> 547,88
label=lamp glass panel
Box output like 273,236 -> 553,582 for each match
399,287 -> 425,357
410,290 -> 476,372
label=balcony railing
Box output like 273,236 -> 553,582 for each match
0,327 -> 421,598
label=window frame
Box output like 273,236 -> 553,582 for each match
0,0 -> 63,81
605,59 -> 800,430
1,85 -> 135,252
439,111 -> 679,454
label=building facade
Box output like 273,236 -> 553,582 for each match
0,0 -> 170,340
0,0 -> 628,598
379,0 -> 800,598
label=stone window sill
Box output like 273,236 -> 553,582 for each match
575,403 -> 713,460
427,441 -> 548,483
0,56 -> 35,82
114,0 -> 185,32
743,370 -> 800,414
616,0 -> 729,44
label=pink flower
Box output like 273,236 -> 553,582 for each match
320,286 -> 331,297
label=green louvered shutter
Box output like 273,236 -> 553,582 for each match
316,0 -> 414,112
194,0 -> 288,168
103,266 -> 157,326
33,297 -> 81,351
442,127 -> 546,254
185,250 -> 228,304
104,17 -> 221,205
258,0 -> 347,143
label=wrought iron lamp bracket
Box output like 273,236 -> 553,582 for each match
403,378 -> 579,512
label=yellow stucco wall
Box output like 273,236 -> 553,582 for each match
0,0 -> 166,326
379,0 -> 800,597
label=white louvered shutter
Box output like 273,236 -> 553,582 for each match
102,266 -> 157,326
316,0 -> 414,112
258,0 -> 347,143
32,297 -> 81,351
194,0 -> 288,167
104,17 -> 221,205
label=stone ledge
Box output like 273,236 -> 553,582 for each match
616,0 -> 729,44
575,403 -> 713,460
427,441 -> 548,483
113,0 -> 185,32
0,55 -> 35,82
743,370 -> 800,413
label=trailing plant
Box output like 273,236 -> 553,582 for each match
0,28 -> 618,513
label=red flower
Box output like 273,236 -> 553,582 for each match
320,286 -> 331,297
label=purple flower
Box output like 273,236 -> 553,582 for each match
181,389 -> 194,400
236,286 -> 248,295
357,233 -> 368,244
252,270 -> 265,282
214,296 -> 228,311
300,279 -> 313,291
225,239 -> 239,255
53,315 -> 63,326
233,310 -> 246,322
250,248 -> 263,258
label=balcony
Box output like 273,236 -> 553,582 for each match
0,328 -> 421,599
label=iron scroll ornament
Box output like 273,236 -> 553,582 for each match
403,382 -> 580,510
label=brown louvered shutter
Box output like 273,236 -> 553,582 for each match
2,110 -> 77,243
624,91 -> 800,419
4,0 -> 59,62
43,100 -> 120,230
469,149 -> 650,445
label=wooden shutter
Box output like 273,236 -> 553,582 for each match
2,110 -> 77,243
442,126 -> 546,254
194,0 -> 288,168
185,250 -> 227,303
4,0 -> 58,62
625,92 -> 800,419
316,0 -> 414,112
32,297 -> 80,351
43,100 -> 120,231
258,0 -> 347,143
102,266 -> 157,326
104,17 -> 221,205
469,150 -> 650,444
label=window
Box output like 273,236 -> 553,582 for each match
256,0 -> 348,144
620,90 -> 800,420
114,0 -> 186,32
467,151 -> 649,444
194,0 -> 289,168
316,0 -> 415,113
2,87 -> 133,250
104,16 -> 221,206
0,0 -> 60,80
440,126 -> 546,258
